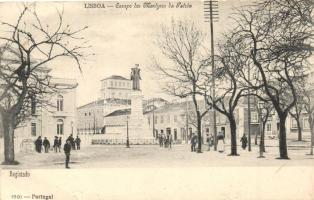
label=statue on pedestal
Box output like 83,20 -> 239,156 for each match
130,64 -> 141,91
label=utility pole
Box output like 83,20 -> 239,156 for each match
152,99 -> 155,138
248,66 -> 252,151
126,116 -> 130,148
186,98 -> 189,143
204,0 -> 219,151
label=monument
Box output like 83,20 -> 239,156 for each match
102,64 -> 155,144
128,64 -> 152,139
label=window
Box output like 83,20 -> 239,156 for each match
57,95 -> 64,111
148,116 -> 150,125
31,96 -> 36,115
31,123 -> 36,136
174,115 -> 177,122
291,118 -> 298,129
181,114 -> 185,121
155,116 -> 158,124
110,81 -> 113,87
266,123 -> 272,132
167,115 -> 170,123
303,117 -> 310,129
251,112 -> 258,123
57,119 -> 64,135
160,115 -> 164,123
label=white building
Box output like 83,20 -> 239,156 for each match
100,75 -> 132,100
14,77 -> 77,147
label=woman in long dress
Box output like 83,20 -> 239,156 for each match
217,132 -> 225,153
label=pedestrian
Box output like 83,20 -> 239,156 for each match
68,134 -> 76,150
164,133 -> 169,148
160,133 -> 164,147
190,133 -> 197,152
168,133 -> 172,149
158,134 -> 162,147
58,137 -> 62,152
75,136 -> 81,150
206,134 -> 211,151
43,137 -> 50,153
217,132 -> 225,153
53,136 -> 58,153
210,134 -> 214,147
240,133 -> 248,150
64,139 -> 72,169
34,136 -> 43,153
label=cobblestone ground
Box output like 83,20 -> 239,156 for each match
1,138 -> 313,169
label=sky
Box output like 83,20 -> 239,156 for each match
2,0 -> 311,107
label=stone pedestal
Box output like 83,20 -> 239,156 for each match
128,90 -> 152,139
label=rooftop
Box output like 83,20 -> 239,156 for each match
104,108 -> 131,117
101,75 -> 129,81
77,99 -> 105,109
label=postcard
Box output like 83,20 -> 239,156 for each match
0,0 -> 313,199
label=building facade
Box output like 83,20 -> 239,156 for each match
14,77 -> 77,145
100,75 -> 132,100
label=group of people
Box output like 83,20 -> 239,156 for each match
66,134 -> 81,150
34,134 -> 82,169
34,136 -> 62,153
63,134 -> 82,169
158,133 -> 173,149
191,132 -> 225,153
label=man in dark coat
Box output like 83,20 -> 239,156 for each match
240,134 -> 248,150
68,134 -> 75,150
58,137 -> 62,152
75,136 -> 81,150
43,137 -> 50,153
34,136 -> 43,153
53,136 -> 58,153
64,140 -> 72,169
191,133 -> 197,152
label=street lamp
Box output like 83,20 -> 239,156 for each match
126,115 -> 130,148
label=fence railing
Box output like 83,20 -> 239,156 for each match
92,138 -> 159,145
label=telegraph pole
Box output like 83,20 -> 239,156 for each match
204,0 -> 219,150
152,99 -> 155,138
248,66 -> 252,151
186,98 -> 189,143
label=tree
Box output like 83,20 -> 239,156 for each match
230,0 -> 313,159
153,19 -> 208,153
288,83 -> 307,141
203,32 -> 249,156
0,5 -> 89,164
253,96 -> 273,158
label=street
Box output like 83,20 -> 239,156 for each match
2,138 -> 314,169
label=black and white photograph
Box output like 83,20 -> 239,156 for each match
0,0 -> 313,199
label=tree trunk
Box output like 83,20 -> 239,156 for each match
278,113 -> 289,159
261,121 -> 266,153
2,115 -> 17,164
297,119 -> 302,141
258,121 -> 266,158
196,111 -> 202,153
229,116 -> 238,156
